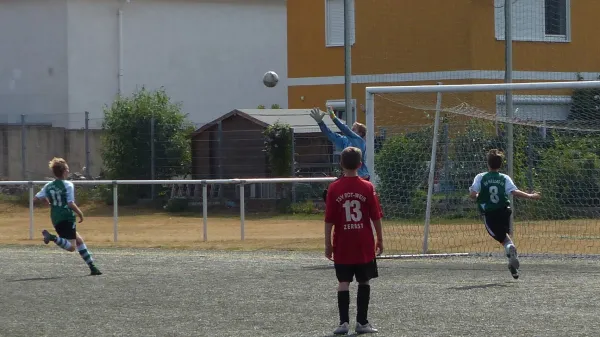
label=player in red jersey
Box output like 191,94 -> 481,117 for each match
325,147 -> 384,335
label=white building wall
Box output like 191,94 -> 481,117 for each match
67,0 -> 288,128
66,0 -> 120,129
0,0 -> 69,126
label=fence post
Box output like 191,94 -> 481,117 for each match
202,183 -> 208,242
217,121 -> 223,199
240,182 -> 245,241
527,130 -> 534,191
441,123 -> 450,205
113,181 -> 118,242
290,127 -> 296,203
505,0 -> 515,236
150,116 -> 156,199
21,114 -> 26,180
28,181 -> 34,240
84,111 -> 91,178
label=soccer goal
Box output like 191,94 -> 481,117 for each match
365,80 -> 600,257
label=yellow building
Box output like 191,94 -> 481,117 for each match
287,0 -> 600,127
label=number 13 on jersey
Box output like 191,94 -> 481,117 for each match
342,200 -> 363,222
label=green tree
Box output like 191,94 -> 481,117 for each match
101,88 -> 194,202
263,121 -> 293,177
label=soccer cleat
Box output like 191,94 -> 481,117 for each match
89,265 -> 103,276
41,230 -> 56,245
333,322 -> 349,335
507,245 -> 520,279
355,322 -> 378,334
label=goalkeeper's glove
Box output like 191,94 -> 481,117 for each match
326,106 -> 337,120
310,108 -> 326,123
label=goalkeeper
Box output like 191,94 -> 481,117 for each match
310,107 -> 370,180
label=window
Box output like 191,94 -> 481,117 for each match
494,0 -> 570,42
325,0 -> 355,47
496,95 -> 571,138
545,0 -> 567,36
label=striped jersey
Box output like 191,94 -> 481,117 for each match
36,179 -> 76,225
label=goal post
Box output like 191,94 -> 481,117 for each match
366,80 -> 600,256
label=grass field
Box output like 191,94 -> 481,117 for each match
1,201 -> 600,255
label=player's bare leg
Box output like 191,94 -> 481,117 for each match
502,235 -> 519,279
355,280 -> 378,334
333,282 -> 351,335
76,232 -> 102,276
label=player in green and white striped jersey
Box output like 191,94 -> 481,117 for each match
34,157 -> 102,276
469,149 -> 540,279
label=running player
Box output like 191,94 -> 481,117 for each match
34,157 -> 102,276
469,149 -> 540,279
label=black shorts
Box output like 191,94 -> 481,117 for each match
335,259 -> 379,283
54,221 -> 77,240
483,207 -> 512,243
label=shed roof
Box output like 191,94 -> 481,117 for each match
192,109 -> 343,136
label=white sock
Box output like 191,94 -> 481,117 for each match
504,242 -> 514,256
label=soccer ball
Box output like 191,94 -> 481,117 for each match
263,71 -> 279,88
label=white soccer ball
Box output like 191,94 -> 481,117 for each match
263,71 -> 279,88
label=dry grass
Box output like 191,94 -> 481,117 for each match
1,201 -> 599,254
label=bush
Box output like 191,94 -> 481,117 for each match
447,120 -> 505,192
536,133 -> 600,218
288,200 -> 318,215
164,198 -> 190,213
374,127 -> 432,219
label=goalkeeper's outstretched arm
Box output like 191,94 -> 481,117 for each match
310,108 -> 349,148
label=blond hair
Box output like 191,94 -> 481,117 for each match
49,157 -> 69,178
353,122 -> 367,138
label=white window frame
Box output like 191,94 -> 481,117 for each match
325,0 -> 356,47
326,99 -> 356,122
496,95 -> 572,138
543,0 -> 570,40
494,0 -> 571,43
496,94 -> 572,120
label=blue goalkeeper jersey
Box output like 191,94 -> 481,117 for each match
318,118 -> 370,179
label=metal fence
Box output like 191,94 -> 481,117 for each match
1,177 -> 336,242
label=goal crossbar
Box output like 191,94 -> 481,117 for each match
365,80 -> 600,95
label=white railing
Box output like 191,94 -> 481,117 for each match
1,178 -> 336,242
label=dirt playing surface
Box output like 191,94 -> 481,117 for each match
2,247 -> 600,337
0,198 -> 600,255
1,202 -> 599,255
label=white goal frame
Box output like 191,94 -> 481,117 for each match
365,80 -> 600,254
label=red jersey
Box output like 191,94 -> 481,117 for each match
325,176 -> 383,264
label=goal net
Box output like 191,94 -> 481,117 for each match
366,81 -> 600,256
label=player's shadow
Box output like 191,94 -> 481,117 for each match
324,334 -> 360,337
7,275 -> 88,282
303,265 -> 389,271
448,282 -> 511,291
302,265 -> 335,271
